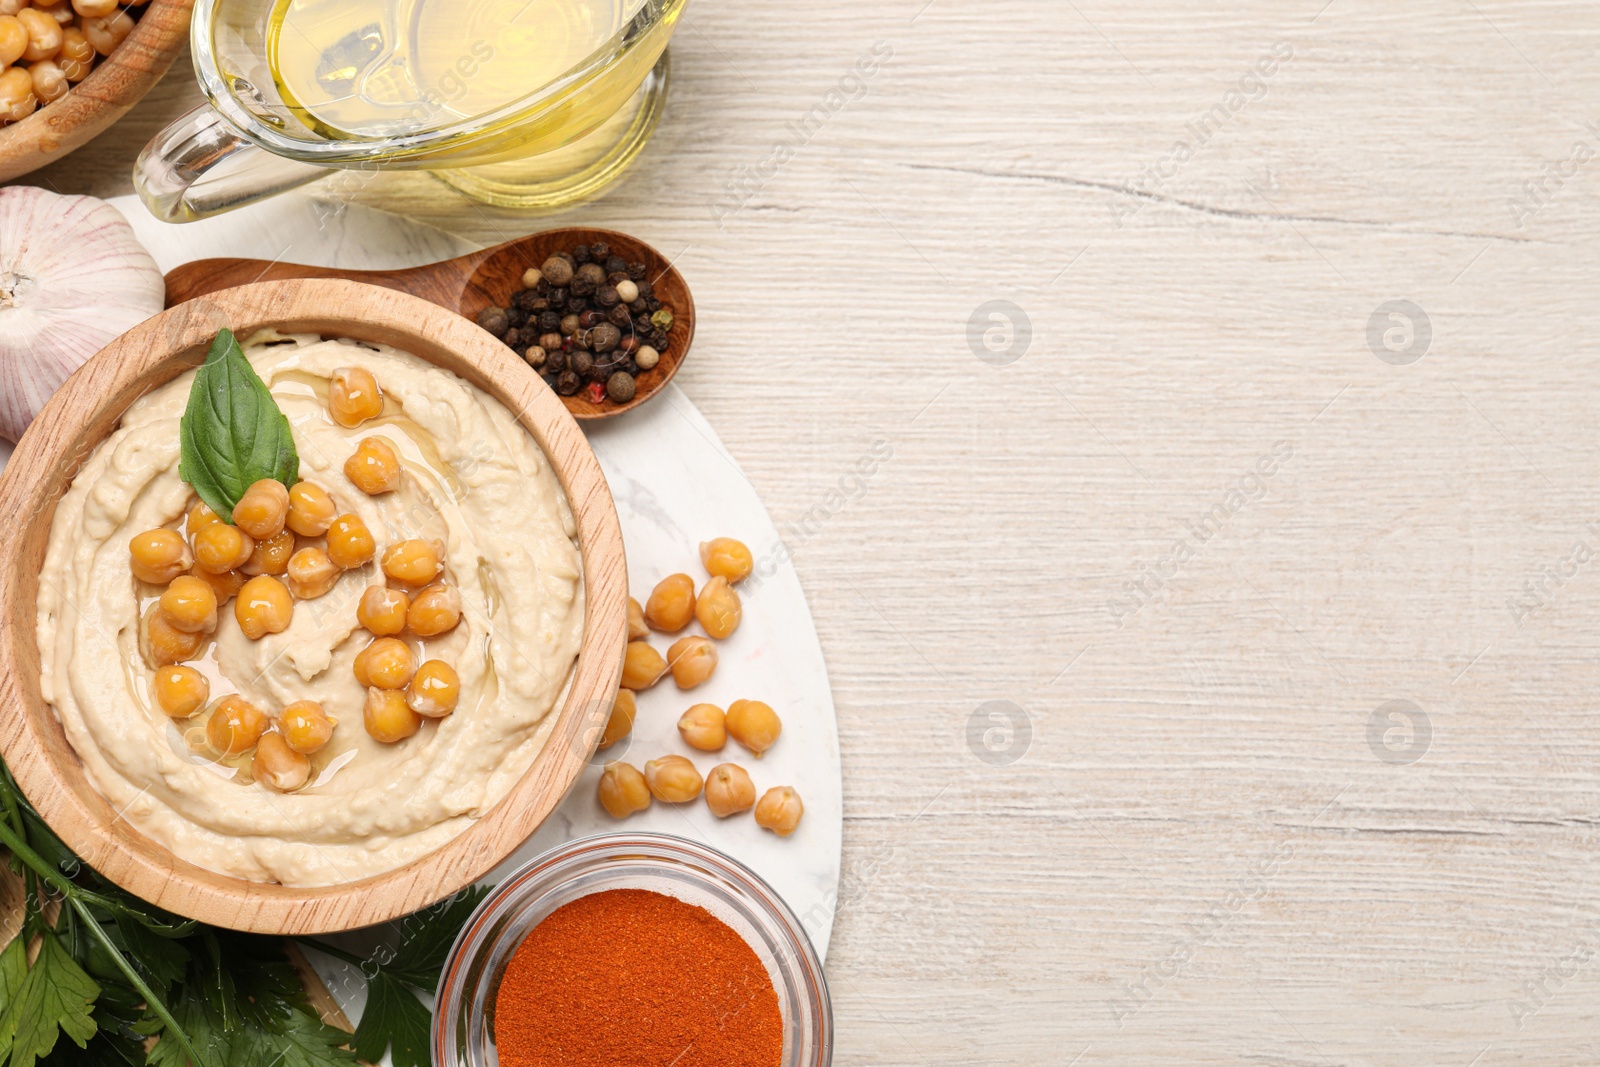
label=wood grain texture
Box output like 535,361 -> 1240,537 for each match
0,0 -> 193,183
13,0 -> 1600,1060
0,280 -> 627,935
163,227 -> 696,420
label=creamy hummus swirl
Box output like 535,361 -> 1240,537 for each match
36,333 -> 585,886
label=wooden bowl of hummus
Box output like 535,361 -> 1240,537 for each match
0,280 -> 627,934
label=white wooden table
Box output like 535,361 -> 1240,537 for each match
13,1 -> 1600,1062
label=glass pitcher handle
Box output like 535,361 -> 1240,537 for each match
133,104 -> 331,223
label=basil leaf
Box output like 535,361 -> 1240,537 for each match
179,329 -> 299,520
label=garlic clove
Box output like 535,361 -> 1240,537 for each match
0,187 -> 164,442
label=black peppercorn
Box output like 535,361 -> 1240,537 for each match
569,329 -> 590,351
555,370 -> 582,396
570,276 -> 596,298
512,289 -> 541,311
535,276 -> 550,296
597,285 -> 620,308
503,327 -> 522,349
572,244 -> 591,264
584,360 -> 610,384
619,334 -> 640,354
560,314 -> 580,335
568,297 -> 589,314
538,311 -> 561,332
626,261 -> 646,280
577,262 -> 606,286
606,371 -> 636,403
579,310 -> 601,328
524,346 -> 547,370
588,323 -> 621,352
607,271 -> 629,287
504,307 -> 525,329
609,305 -> 634,329
590,241 -> 611,259
571,349 -> 595,376
619,356 -> 639,376
635,280 -> 653,299
476,306 -> 509,337
545,349 -> 568,375
629,298 -> 648,314
547,287 -> 567,306
650,329 -> 670,349
646,297 -> 662,312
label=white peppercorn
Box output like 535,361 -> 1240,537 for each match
635,346 -> 660,370
616,279 -> 639,303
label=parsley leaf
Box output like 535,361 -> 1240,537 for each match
178,328 -> 299,519
351,973 -> 430,1067
5,935 -> 98,1067
377,885 -> 491,989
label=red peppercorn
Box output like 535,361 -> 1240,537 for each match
585,382 -> 607,404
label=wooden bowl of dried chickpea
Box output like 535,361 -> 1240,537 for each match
0,0 -> 193,183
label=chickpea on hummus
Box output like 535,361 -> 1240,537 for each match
36,331 -> 585,887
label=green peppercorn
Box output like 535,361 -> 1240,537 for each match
606,371 -> 636,403
650,309 -> 674,331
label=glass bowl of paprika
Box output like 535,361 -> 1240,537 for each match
433,831 -> 832,1067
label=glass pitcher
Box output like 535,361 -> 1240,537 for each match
135,0 -> 685,222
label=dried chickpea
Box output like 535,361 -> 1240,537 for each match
644,573 -> 695,632
34,0 -> 72,23
129,528 -> 189,584
364,687 -> 421,743
354,636 -> 415,689
357,585 -> 409,636
666,636 -> 717,690
188,564 -> 245,604
326,513 -> 375,568
241,529 -> 294,576
700,537 -> 753,583
234,575 -> 292,640
146,610 -> 202,666
626,596 -> 648,640
81,10 -> 130,55
285,547 -> 340,599
0,16 -> 25,67
406,660 -> 459,717
644,755 -> 703,803
193,522 -> 254,574
206,696 -> 267,756
233,478 -> 289,539
286,481 -> 336,537
152,665 -> 208,718
677,703 -> 726,752
694,577 -> 741,640
28,59 -> 65,103
726,699 -> 782,757
344,436 -> 400,495
329,367 -> 383,427
16,8 -> 61,62
253,732 -> 310,791
381,538 -> 443,586
158,575 -> 217,634
620,641 -> 667,690
55,25 -> 89,79
278,700 -> 335,755
754,786 -> 804,837
407,583 -> 462,637
599,688 -> 635,749
704,763 -> 756,818
0,66 -> 33,122
598,761 -> 650,818
69,0 -> 116,18
186,500 -> 222,538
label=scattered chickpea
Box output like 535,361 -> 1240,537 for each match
278,700 -> 335,754
666,636 -> 717,690
620,640 -> 667,690
16,8 -> 60,62
285,547 -> 340,599
354,636 -> 416,690
754,786 -> 804,837
599,688 -> 635,749
232,478 -> 289,539
234,575 -> 293,640
381,538 -> 443,586
253,732 -> 310,792
28,58 -> 65,102
699,538 -> 753,583
159,574 -> 217,634
193,522 -> 254,574
241,529 -> 295,576
364,687 -> 421,743
325,513 -> 375,568
694,577 -> 741,640
677,703 -> 726,752
69,0 -> 114,16
644,573 -> 695,632
81,8 -> 130,55
55,24 -> 89,80
357,585 -> 409,636
725,699 -> 782,758
344,436 -> 401,495
186,501 -> 222,538
598,761 -> 651,818
286,480 -> 337,537
34,0 -> 71,25
152,665 -> 208,718
328,367 -> 383,428
407,583 -> 462,637
145,609 -> 203,666
0,16 -> 26,67
644,755 -> 703,803
206,695 -> 267,756
704,763 -> 756,818
189,564 -> 245,604
129,528 -> 189,584
627,596 -> 648,640
407,659 -> 460,717
0,67 -> 32,123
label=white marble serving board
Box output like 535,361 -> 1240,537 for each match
31,192 -> 842,1036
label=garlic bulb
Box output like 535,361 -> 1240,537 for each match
0,187 -> 164,442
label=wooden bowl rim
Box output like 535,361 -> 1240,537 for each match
0,279 -> 627,934
0,0 -> 195,182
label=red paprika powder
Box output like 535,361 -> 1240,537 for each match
493,887 -> 783,1067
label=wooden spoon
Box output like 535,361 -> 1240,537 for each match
163,227 -> 694,420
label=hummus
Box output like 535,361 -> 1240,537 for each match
36,333 -> 585,887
